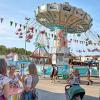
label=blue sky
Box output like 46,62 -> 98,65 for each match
0,0 -> 100,56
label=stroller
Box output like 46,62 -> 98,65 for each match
65,85 -> 85,100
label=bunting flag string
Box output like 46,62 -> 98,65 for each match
0,17 -> 29,30
10,21 -> 13,26
97,34 -> 100,38
23,26 -> 26,30
0,17 -> 50,46
68,38 -> 100,46
20,24 -> 22,28
76,48 -> 100,53
15,23 -> 17,27
0,17 -> 99,46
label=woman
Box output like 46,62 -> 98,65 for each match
9,65 -> 20,88
65,70 -> 85,100
42,66 -> 46,78
67,69 -> 80,87
21,63 -> 39,100
0,58 -> 10,100
51,66 -> 58,82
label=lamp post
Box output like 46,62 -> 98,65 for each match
24,18 -> 30,55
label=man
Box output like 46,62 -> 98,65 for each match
87,64 -> 93,85
42,66 -> 46,78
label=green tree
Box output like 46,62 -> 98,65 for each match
0,45 -> 32,55
0,45 -> 7,55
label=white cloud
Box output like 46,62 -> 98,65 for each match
0,22 -> 17,37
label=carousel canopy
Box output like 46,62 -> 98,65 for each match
36,2 -> 92,33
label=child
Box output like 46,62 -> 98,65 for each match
67,69 -> 80,87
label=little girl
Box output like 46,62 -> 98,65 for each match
67,69 -> 80,86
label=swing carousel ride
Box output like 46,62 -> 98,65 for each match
35,2 -> 92,65
1,2 -> 99,65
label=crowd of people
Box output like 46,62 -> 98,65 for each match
0,58 -> 94,100
0,58 -> 39,100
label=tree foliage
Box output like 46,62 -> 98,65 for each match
0,45 -> 32,55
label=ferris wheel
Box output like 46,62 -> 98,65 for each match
34,28 -> 50,50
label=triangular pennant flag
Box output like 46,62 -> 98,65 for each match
15,23 -> 17,27
47,45 -> 49,49
54,35 -> 57,40
26,30 -> 30,33
97,34 -> 100,38
19,35 -> 23,38
23,26 -> 26,30
18,28 -> 21,31
16,32 -> 19,35
45,32 -> 47,36
25,17 -> 30,20
10,21 -> 13,26
35,29 -> 37,33
20,24 -> 22,28
26,39 -> 30,42
51,34 -> 53,37
20,33 -> 23,35
94,43 -> 96,45
77,34 -> 81,37
0,18 -> 4,23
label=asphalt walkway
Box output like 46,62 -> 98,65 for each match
36,77 -> 100,100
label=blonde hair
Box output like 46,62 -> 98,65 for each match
28,63 -> 38,75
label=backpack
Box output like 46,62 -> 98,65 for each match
21,90 -> 37,100
21,76 -> 38,100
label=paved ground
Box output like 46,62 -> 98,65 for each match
36,77 -> 100,100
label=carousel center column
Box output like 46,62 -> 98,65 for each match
52,27 -> 69,67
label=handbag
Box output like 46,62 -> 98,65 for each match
21,90 -> 37,100
31,76 -> 38,100
21,76 -> 38,100
32,90 -> 37,99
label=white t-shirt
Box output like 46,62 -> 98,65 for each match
24,75 -> 39,89
0,74 -> 10,96
70,76 -> 79,85
25,75 -> 32,88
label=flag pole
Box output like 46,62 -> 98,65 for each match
25,17 -> 30,55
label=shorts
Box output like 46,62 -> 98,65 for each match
0,95 -> 5,100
